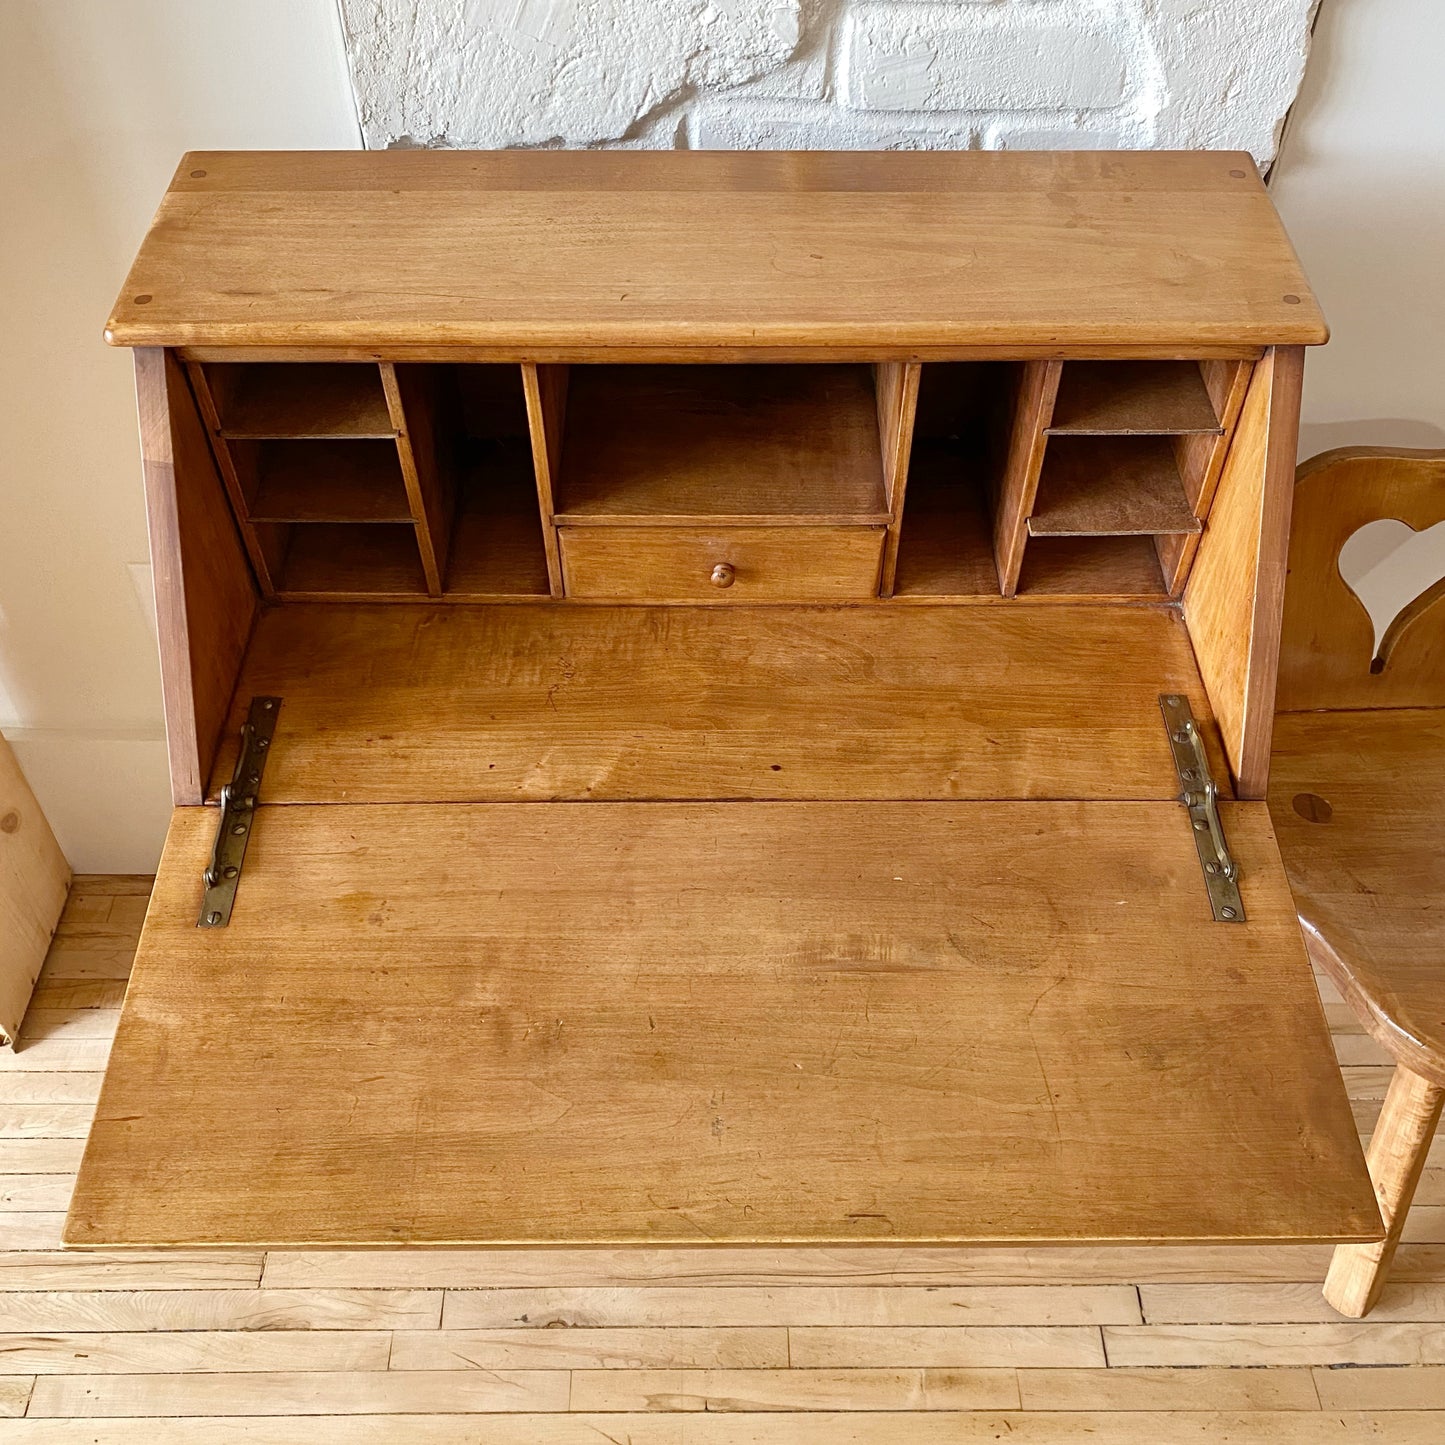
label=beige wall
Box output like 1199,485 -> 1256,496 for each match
0,0 -> 359,870
1270,0 -> 1445,644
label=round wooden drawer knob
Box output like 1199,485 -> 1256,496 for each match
710,562 -> 736,589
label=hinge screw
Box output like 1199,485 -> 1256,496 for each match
205,911 -> 222,926
1220,906 -> 1237,920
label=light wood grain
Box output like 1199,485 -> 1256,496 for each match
388,1328 -> 788,1371
1103,1321 -> 1445,1368
132,349 -> 258,805
559,524 -> 884,600
439,1284 -> 1141,1328
66,801 -> 1371,1248
787,1326 -> 1105,1369
0,1289 -> 439,1332
0,740 -> 69,1046
1018,1366 -> 1319,1411
105,151 -> 1326,354
28,1369 -> 569,1418
1184,344 -> 1303,797
0,1331 -> 391,1374
207,602 -> 1221,803
1276,449 -> 1445,712
568,1367 -> 1020,1412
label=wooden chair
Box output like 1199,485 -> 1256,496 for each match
1270,447 -> 1445,1317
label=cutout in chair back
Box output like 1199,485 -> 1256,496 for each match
1338,517 -> 1445,673
1277,448 -> 1445,712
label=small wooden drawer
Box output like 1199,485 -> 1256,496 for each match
559,525 -> 885,600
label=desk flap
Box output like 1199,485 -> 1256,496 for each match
68,798 -> 1376,1248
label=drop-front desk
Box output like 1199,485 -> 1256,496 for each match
66,150 -> 1380,1252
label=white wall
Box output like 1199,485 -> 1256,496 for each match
341,0 -> 1317,163
1271,0 -> 1445,638
0,0 -> 359,872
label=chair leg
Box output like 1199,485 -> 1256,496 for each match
1324,1064 -> 1445,1317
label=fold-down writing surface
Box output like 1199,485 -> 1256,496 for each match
67,800 -> 1375,1248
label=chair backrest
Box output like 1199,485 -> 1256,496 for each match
1276,447 -> 1445,712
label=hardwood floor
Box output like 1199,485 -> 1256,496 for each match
0,874 -> 1437,1441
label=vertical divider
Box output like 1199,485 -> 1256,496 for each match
522,362 -> 569,597
185,362 -> 283,597
1183,345 -> 1304,798
382,364 -> 454,597
1156,359 -> 1254,595
993,360 -> 1062,596
875,362 -> 922,598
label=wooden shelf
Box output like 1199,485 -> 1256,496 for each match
444,441 -> 552,598
1047,361 -> 1222,436
247,441 -> 412,524
1017,536 -> 1168,600
1029,437 -> 1202,537
553,365 -> 890,525
892,442 -> 999,597
278,523 -> 428,599
206,363 -> 395,439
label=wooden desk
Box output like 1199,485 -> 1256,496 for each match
67,150 -> 1375,1250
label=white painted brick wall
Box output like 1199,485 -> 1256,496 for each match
340,0 -> 1320,165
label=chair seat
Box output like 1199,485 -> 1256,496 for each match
1269,707 -> 1445,1084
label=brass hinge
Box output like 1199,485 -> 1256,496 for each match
198,696 -> 281,929
1159,694 -> 1245,924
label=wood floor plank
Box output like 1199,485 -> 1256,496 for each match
441,1284 -> 1141,1328
0,1289 -> 440,1332
0,1329 -> 391,1373
1104,1322 -> 1445,1367
1313,1365 -> 1445,1410
1143,1283 -> 1445,1324
0,1217 -> 65,1251
16,1011 -> 118,1043
0,1180 -> 70,1214
25,982 -> 127,1012
389,1327 -> 788,1370
1404,1208 -> 1445,1243
0,1106 -> 93,1138
0,1077 -> 100,1106
1017,1366 -> 1320,1411
0,1143 -> 83,1175
0,1381 -> 28,1419
568,1366 -> 1022,1412
2,1411 -> 1443,1443
28,942 -> 136,983
261,1244 -> 1341,1290
28,1369 -> 569,1418
787,1326 -> 1106,1368
0,1041 -> 110,1073
0,1254 -> 262,1291
1335,1035 -> 1396,1067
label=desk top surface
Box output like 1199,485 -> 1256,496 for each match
106,150 -> 1325,356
